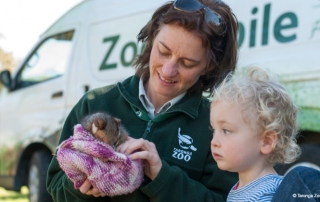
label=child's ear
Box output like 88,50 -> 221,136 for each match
260,130 -> 277,155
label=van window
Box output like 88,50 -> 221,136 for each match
15,30 -> 74,89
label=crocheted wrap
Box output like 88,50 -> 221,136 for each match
56,124 -> 144,196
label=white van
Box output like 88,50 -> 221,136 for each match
0,0 -> 319,202
0,0 -> 167,201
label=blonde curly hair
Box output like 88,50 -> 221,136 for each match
211,66 -> 301,164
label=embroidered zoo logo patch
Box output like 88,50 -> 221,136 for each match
172,128 -> 197,162
178,128 -> 197,151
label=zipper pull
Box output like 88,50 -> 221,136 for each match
142,120 -> 153,139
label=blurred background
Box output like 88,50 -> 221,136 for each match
0,1 -> 82,201
0,0 -> 82,73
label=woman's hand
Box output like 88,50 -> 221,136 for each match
79,179 -> 106,197
117,137 -> 162,180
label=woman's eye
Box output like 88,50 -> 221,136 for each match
159,49 -> 169,56
181,61 -> 195,68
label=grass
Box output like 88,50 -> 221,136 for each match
0,186 -> 28,202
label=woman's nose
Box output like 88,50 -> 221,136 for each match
162,59 -> 178,77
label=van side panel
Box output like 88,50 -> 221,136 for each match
225,0 -> 320,132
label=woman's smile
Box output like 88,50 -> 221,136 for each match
158,72 -> 177,84
146,23 -> 208,109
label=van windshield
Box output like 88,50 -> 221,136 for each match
15,30 -> 74,89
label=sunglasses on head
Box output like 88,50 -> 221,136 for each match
173,0 -> 224,27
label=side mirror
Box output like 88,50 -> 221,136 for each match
0,70 -> 12,90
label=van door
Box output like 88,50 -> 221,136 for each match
0,30 -> 75,176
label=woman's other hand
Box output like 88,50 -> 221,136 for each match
117,137 -> 162,180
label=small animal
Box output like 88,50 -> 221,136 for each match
81,112 -> 129,148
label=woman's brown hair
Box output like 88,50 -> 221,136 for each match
134,0 -> 238,95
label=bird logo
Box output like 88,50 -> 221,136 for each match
178,128 -> 197,151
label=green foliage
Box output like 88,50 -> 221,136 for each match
0,186 -> 28,202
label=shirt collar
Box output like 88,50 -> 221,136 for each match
138,77 -> 186,119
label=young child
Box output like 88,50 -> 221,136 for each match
210,67 -> 301,201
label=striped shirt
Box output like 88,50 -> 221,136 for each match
227,174 -> 283,202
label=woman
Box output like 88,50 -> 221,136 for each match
47,0 -> 239,201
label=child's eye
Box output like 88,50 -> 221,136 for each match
209,126 -> 215,134
223,129 -> 230,134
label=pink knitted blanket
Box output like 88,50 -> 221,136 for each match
56,124 -> 144,196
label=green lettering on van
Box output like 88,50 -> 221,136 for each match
262,4 -> 271,45
249,7 -> 258,47
310,20 -> 320,39
100,35 -> 120,70
274,12 -> 298,43
238,22 -> 245,47
238,3 -> 298,48
121,42 -> 137,67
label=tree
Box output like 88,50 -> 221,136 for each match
0,47 -> 17,72
0,34 -> 17,73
